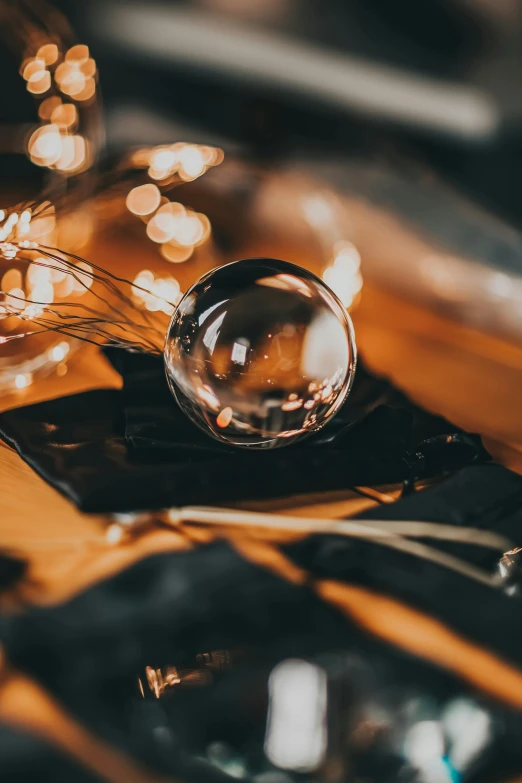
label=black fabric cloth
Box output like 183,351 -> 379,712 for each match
0,723 -> 105,783
3,465 -> 522,783
0,349 -> 488,513
0,552 -> 27,592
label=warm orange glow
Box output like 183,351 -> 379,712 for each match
74,76 -> 96,103
55,61 -> 85,97
65,44 -> 90,64
28,124 -> 63,166
216,407 -> 234,428
71,261 -> 93,295
178,145 -> 206,180
55,135 -> 86,172
31,281 -> 55,304
27,70 -> 51,95
1,269 -> 22,292
160,242 -> 194,264
132,270 -> 181,314
28,213 -> 56,239
79,58 -> 96,78
171,211 -> 205,247
146,213 -> 176,244
39,95 -> 62,120
51,102 -> 77,129
6,287 -> 26,311
27,261 -> 52,287
36,43 -> 59,66
126,184 -> 161,216
23,58 -> 46,80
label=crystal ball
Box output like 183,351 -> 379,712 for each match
164,258 -> 357,449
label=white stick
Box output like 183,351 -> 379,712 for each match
165,506 -> 507,588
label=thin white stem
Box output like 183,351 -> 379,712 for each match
164,506 -> 507,589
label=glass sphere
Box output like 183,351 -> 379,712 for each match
164,258 -> 357,449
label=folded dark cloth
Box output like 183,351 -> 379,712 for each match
3,461 -> 522,783
0,349 -> 488,513
0,723 -> 105,783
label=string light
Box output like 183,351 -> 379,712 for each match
322,241 -> 363,309
132,269 -> 181,315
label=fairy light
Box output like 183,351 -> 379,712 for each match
178,145 -> 206,180
1,269 -> 22,292
28,124 -> 63,166
50,103 -> 78,130
216,407 -> 233,428
39,95 -> 62,120
49,341 -> 70,362
126,184 -> 161,216
322,241 -> 363,309
23,58 -> 46,81
36,43 -> 59,66
160,243 -> 194,264
65,44 -> 89,64
6,288 -> 26,311
14,373 -> 32,390
31,281 -> 54,304
132,269 -> 181,314
70,261 -> 94,295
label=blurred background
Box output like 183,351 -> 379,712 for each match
2,0 -> 522,342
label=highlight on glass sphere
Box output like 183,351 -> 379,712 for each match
164,258 -> 357,448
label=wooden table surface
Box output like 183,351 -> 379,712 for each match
1,275 -> 522,782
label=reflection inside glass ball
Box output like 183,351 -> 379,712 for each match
164,258 -> 356,448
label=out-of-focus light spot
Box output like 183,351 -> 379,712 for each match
216,407 -> 233,428
150,147 -> 177,172
302,194 -> 335,228
74,76 -> 96,103
322,266 -> 363,308
1,268 -> 22,292
55,61 -> 85,97
126,184 -> 161,216
49,341 -> 70,362
15,373 -> 32,390
443,698 -> 492,772
51,102 -> 77,129
160,242 -> 194,264
27,70 -> 51,95
55,135 -> 86,172
54,274 -> 74,298
19,210 -> 31,224
66,44 -> 90,64
36,43 -> 59,66
282,398 -> 303,412
333,241 -> 361,274
31,281 -> 54,304
147,213 -> 176,244
6,288 -> 25,311
56,362 -> 68,377
39,95 -> 62,120
403,720 -> 452,783
28,213 -> 56,239
265,659 -> 327,772
29,124 -> 63,167
71,261 -> 93,294
23,303 -> 44,319
178,145 -> 206,180
0,210 -> 5,222
23,58 -> 46,81
172,211 -> 205,247
79,58 -> 96,78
